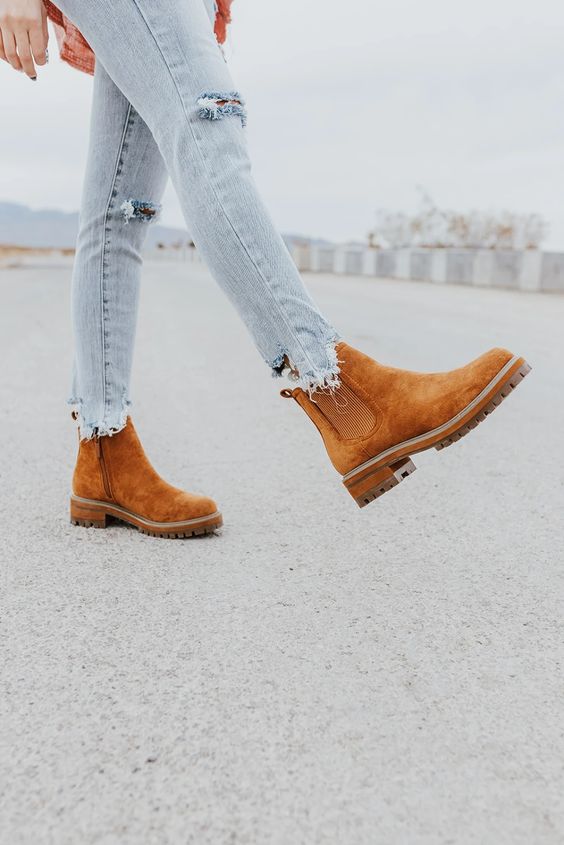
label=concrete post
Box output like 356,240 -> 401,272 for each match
333,247 -> 347,275
309,244 -> 321,273
540,253 -> 564,291
395,249 -> 411,280
362,249 -> 378,276
431,250 -> 448,284
519,250 -> 543,292
473,251 -> 494,287
290,243 -> 310,271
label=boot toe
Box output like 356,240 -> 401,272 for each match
170,490 -> 220,522
191,494 -> 220,519
473,346 -> 515,379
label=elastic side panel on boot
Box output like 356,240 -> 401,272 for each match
312,382 -> 376,439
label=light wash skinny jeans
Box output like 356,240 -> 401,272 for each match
56,0 -> 340,439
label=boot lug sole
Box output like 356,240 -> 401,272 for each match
345,457 -> 417,508
343,357 -> 531,507
70,495 -> 223,538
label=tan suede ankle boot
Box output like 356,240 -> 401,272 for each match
70,414 -> 222,537
281,342 -> 531,507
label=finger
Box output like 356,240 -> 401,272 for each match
2,30 -> 22,71
0,29 -> 6,63
14,26 -> 36,78
41,5 -> 49,62
41,4 -> 48,39
29,22 -> 47,66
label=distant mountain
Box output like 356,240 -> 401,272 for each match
0,201 -> 191,250
0,202 -> 332,251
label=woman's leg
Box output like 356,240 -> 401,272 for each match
69,60 -> 168,439
57,0 -> 340,401
68,57 -> 224,535
61,0 -> 529,515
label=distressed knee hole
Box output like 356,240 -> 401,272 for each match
120,199 -> 162,225
196,90 -> 247,127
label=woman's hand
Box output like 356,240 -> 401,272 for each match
0,0 -> 48,79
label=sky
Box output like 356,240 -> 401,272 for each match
1,0 -> 564,248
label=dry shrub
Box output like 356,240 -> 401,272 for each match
368,190 -> 548,250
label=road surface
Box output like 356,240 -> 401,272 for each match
1,259 -> 563,844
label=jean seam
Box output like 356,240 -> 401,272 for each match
99,101 -> 136,415
128,0 -> 323,373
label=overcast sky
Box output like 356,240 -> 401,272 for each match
2,0 -> 564,247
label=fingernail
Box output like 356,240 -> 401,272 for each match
30,76 -> 37,81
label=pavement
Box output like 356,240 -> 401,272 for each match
0,259 -> 563,844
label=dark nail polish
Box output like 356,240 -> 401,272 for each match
30,76 -> 37,81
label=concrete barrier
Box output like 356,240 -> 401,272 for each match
138,242 -> 564,293
292,245 -> 564,292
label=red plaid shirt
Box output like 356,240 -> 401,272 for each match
43,1 -> 234,75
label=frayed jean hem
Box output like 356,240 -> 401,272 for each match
269,334 -> 343,397
68,395 -> 131,441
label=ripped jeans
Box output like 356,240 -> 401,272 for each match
56,0 -> 340,439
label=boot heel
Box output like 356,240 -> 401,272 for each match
70,496 -> 108,529
343,457 -> 417,507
